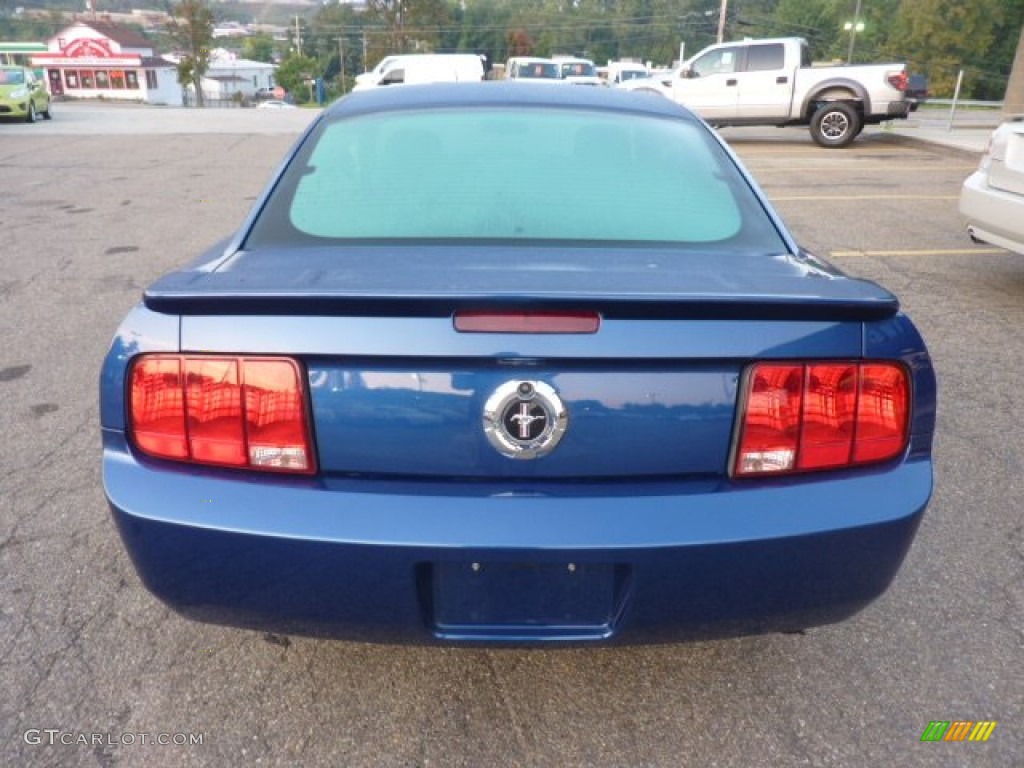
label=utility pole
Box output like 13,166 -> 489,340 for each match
717,0 -> 727,44
294,15 -> 302,58
1004,22 -> 1024,115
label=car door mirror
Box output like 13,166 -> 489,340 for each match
679,66 -> 695,80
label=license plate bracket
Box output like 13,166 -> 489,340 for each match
431,561 -> 618,639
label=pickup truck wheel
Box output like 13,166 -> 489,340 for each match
810,102 -> 861,148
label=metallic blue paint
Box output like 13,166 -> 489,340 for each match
104,429 -> 930,643
308,365 -> 737,477
863,314 -> 937,459
146,246 -> 899,322
100,84 -> 937,644
179,315 -> 865,359
99,305 -> 179,432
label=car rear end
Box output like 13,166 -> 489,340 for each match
100,86 -> 935,644
960,115 -> 1024,256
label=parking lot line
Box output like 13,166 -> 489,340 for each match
772,194 -> 959,201
751,165 -> 976,173
830,248 -> 1006,257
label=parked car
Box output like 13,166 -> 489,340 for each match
959,114 -> 1024,255
100,83 -> 935,645
505,56 -> 561,82
605,60 -> 650,85
0,65 -> 51,123
256,99 -> 296,110
552,56 -> 604,86
353,53 -> 485,90
618,37 -> 911,148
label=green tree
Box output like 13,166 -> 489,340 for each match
884,0 -> 1007,98
166,0 -> 215,107
275,53 -> 319,103
242,34 -> 275,64
363,0 -> 454,67
453,0 -> 512,71
978,2 -> 1024,101
772,0 -> 840,60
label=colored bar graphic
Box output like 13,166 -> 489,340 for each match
920,720 -> 997,742
944,722 -> 973,741
968,722 -> 997,742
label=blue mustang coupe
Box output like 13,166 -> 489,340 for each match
100,83 -> 935,644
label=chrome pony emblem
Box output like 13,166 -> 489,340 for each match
483,381 -> 568,460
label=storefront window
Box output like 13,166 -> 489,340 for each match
145,70 -> 158,89
126,71 -> 139,89
80,70 -> 94,89
65,71 -> 79,89
95,70 -> 110,88
110,71 -> 125,89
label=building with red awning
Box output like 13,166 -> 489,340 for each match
32,21 -> 182,106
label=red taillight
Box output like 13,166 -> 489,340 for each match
129,355 -> 315,474
887,70 -> 908,91
130,357 -> 188,459
733,362 -> 909,477
454,310 -> 600,334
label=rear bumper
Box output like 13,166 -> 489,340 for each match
960,171 -> 1024,256
862,101 -> 911,125
104,431 -> 932,645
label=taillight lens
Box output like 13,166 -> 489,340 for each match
129,355 -> 315,474
887,70 -> 908,91
734,362 -> 909,477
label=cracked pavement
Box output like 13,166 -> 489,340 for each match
0,105 -> 1020,767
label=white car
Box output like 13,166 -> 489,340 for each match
960,115 -> 1024,255
606,61 -> 649,85
552,56 -> 604,86
256,99 -> 296,109
505,57 -> 561,82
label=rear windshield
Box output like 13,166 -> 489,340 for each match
516,62 -> 560,79
560,61 -> 597,77
245,106 -> 786,250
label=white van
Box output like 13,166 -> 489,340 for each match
606,60 -> 649,85
505,57 -> 561,83
551,56 -> 604,86
353,54 -> 485,91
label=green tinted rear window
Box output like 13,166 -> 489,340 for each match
248,107 -> 783,248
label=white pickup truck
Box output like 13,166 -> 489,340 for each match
618,37 -> 911,148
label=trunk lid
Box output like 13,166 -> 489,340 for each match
157,245 -> 891,480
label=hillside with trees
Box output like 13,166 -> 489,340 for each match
304,0 -> 1023,102
3,0 -> 1021,102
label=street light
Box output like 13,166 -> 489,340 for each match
844,0 -> 864,64
844,20 -> 865,64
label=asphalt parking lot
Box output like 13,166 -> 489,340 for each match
1,104 -> 1020,767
